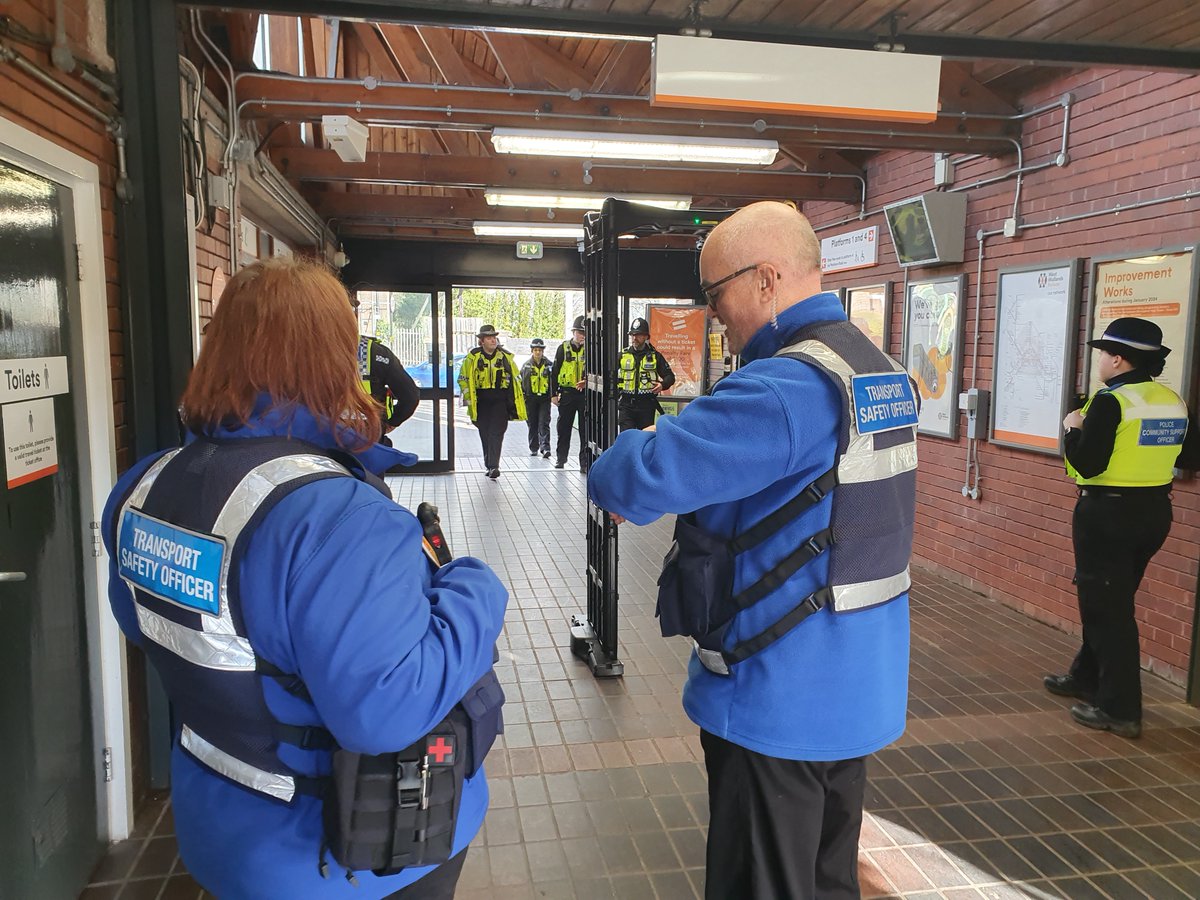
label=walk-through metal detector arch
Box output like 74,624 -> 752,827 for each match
570,199 -> 731,677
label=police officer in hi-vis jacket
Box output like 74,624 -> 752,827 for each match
550,316 -> 587,471
1046,317 -> 1198,739
458,324 -> 526,480
615,317 -> 675,432
521,338 -> 553,458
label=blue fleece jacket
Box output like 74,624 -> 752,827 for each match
588,293 -> 909,761
102,402 -> 509,898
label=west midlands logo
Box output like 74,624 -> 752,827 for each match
1038,273 -> 1048,288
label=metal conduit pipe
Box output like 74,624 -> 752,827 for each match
0,38 -> 130,199
254,160 -> 328,247
190,10 -> 239,276
237,98 -> 1022,151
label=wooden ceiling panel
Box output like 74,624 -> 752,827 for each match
724,0 -> 787,24
1095,3 -> 1200,48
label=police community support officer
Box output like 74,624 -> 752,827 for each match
615,317 -> 676,432
357,332 -> 420,445
1046,317 -> 1198,739
589,202 -> 916,900
521,338 -> 553,458
103,257 -> 508,899
551,315 -> 587,471
458,324 -> 526,479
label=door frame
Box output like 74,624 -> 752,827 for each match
0,117 -> 129,840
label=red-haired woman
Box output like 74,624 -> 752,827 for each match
102,257 -> 508,898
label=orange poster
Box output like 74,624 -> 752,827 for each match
648,305 -> 708,398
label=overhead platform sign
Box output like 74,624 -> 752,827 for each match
652,35 -> 941,123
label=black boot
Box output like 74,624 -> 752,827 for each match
1043,674 -> 1094,702
1070,703 -> 1141,739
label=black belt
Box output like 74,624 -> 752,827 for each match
1078,486 -> 1168,498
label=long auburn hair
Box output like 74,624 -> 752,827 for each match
180,256 -> 381,447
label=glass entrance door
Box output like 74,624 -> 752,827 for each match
356,288 -> 455,472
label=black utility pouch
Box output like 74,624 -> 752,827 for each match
655,513 -> 736,638
459,669 -> 505,775
323,717 -> 468,875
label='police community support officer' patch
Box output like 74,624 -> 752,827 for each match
117,509 -> 226,615
850,373 -> 919,435
1139,417 -> 1187,446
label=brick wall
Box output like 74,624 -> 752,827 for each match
805,68 -> 1200,684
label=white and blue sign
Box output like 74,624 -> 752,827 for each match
1139,418 -> 1187,447
851,373 -> 919,435
117,510 -> 225,615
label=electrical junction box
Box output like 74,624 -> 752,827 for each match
959,387 -> 990,440
322,115 -> 369,163
933,153 -> 955,187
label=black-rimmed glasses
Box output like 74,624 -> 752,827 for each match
700,263 -> 761,309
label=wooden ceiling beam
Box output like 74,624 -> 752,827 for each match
237,75 -> 1019,154
375,24 -> 434,81
938,61 -> 1019,116
222,12 -> 260,70
414,26 -> 476,85
590,42 -> 651,94
778,146 -> 864,178
271,147 -> 864,203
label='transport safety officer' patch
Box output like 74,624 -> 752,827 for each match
851,373 -> 920,435
117,509 -> 226,615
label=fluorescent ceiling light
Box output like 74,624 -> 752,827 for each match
473,221 -> 586,239
484,188 -> 691,211
490,128 -> 778,166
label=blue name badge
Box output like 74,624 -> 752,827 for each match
116,510 -> 225,616
1138,418 -> 1188,447
851,373 -> 920,436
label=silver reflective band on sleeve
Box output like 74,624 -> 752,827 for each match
181,725 -> 297,802
694,642 -> 731,676
831,568 -> 911,613
205,455 -> 350,640
134,604 -> 256,670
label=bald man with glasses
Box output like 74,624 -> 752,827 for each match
589,202 -> 917,900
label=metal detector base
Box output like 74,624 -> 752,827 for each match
570,614 -> 624,677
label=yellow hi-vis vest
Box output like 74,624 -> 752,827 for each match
616,348 -> 661,395
527,360 -> 551,396
558,343 -> 584,388
358,336 -> 393,419
458,347 -> 527,422
1067,380 -> 1188,487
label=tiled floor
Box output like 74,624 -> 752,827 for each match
84,426 -> 1200,898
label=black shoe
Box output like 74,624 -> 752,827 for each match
530,450 -> 538,456
1044,674 -> 1094,702
554,461 -> 565,469
487,468 -> 500,479
542,451 -> 551,459
1070,703 -> 1141,739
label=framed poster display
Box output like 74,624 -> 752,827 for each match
844,282 -> 892,353
989,261 -> 1082,454
1085,246 -> 1199,401
902,275 -> 966,439
647,304 -> 708,399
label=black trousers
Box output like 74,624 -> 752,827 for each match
474,396 -> 510,472
617,398 -> 657,432
383,848 -> 468,899
555,389 -> 586,468
1068,489 -> 1172,721
701,730 -> 865,900
525,394 -> 551,453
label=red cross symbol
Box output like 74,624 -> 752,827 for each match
427,736 -> 455,764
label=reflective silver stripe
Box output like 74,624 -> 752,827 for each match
135,604 -> 256,669
204,454 -> 350,643
181,725 -> 296,802
831,568 -> 911,612
779,339 -> 918,485
693,642 -> 730,676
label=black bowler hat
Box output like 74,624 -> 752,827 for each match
1088,317 -> 1171,358
477,323 -> 500,338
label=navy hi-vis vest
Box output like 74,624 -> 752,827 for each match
657,320 -> 918,676
114,438 -> 355,802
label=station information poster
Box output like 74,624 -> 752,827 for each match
648,304 -> 708,399
991,262 -> 1079,454
845,283 -> 891,353
1089,250 -> 1197,398
903,276 -> 965,439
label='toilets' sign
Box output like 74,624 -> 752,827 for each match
821,226 -> 878,274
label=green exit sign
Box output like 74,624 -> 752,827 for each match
516,241 -> 544,259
